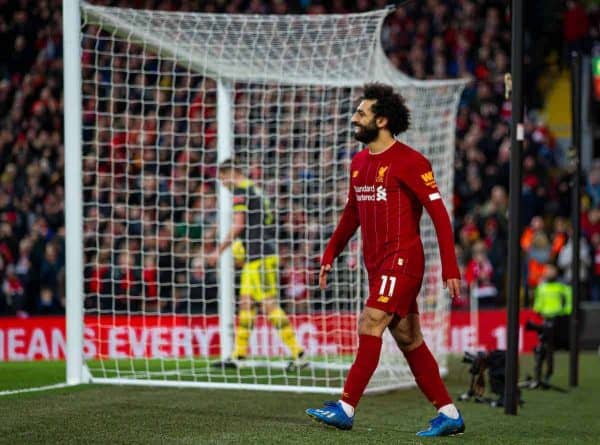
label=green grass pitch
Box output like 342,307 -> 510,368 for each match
1,353 -> 599,444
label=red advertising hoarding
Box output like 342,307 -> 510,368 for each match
0,310 -> 541,361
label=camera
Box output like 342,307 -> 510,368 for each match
459,350 -> 508,407
462,351 -> 488,376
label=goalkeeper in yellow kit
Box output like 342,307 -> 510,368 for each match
207,159 -> 306,370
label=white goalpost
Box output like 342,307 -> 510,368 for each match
64,0 -> 466,393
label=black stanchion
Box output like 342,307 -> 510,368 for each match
504,0 -> 523,416
569,51 -> 582,388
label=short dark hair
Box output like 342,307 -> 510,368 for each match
218,158 -> 242,174
361,83 -> 410,136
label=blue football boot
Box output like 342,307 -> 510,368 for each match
306,401 -> 353,430
416,411 -> 465,437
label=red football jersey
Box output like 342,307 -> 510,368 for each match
322,141 -> 460,282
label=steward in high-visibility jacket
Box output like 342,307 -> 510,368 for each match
533,265 -> 572,318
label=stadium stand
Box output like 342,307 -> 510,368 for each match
0,0 -> 598,316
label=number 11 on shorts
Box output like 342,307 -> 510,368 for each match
379,275 -> 397,296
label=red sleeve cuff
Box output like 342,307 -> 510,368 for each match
321,251 -> 334,266
442,266 -> 461,281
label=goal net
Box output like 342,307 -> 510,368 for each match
72,2 -> 466,393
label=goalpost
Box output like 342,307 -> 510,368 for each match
64,0 -> 466,393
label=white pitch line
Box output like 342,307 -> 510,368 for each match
0,383 -> 71,396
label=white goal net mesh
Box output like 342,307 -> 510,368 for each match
79,2 -> 465,393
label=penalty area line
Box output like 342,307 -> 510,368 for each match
0,383 -> 72,396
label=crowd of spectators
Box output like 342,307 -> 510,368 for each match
0,0 -> 599,317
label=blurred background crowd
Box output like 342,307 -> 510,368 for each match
0,0 -> 599,317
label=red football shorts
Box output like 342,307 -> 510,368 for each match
366,270 -> 423,317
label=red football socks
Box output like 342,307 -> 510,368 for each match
403,342 -> 452,409
341,334 -> 382,408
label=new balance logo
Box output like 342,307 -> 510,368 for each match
376,186 -> 387,201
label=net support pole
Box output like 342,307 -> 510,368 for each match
217,79 -> 234,360
569,51 -> 582,388
63,0 -> 85,385
504,0 -> 523,415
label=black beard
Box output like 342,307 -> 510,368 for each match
353,125 -> 379,144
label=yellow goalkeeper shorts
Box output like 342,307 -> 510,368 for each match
239,255 -> 279,302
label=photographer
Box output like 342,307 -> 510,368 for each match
528,264 -> 572,387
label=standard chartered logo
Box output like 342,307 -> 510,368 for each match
355,184 -> 387,201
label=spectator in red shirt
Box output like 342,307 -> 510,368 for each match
283,253 -> 313,314
563,0 -> 590,67
2,265 -> 26,316
85,249 -> 111,311
564,1 -> 590,46
142,254 -> 159,312
464,240 -> 498,308
582,208 -> 600,240
113,252 -> 141,311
